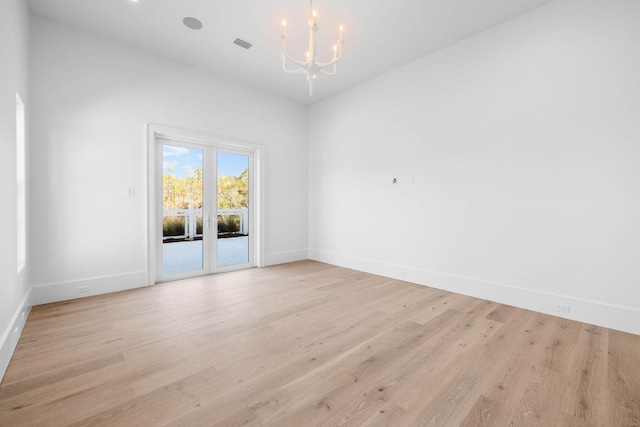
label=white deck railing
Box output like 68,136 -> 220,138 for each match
163,208 -> 248,240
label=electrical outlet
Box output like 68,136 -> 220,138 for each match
398,271 -> 406,278
77,285 -> 90,293
554,304 -> 570,313
127,186 -> 135,197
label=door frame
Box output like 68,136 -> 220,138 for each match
146,123 -> 265,285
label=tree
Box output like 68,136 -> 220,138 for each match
217,168 -> 248,209
163,167 -> 203,209
162,167 -> 248,209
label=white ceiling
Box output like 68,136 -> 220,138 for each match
27,0 -> 556,105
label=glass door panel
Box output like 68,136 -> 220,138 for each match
161,144 -> 205,275
216,152 -> 250,267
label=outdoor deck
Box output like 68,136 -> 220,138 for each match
163,236 -> 248,274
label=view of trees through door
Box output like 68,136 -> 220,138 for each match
216,151 -> 250,267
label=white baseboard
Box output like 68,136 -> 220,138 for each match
264,249 -> 309,266
309,249 -> 640,336
0,290 -> 32,382
30,271 -> 148,306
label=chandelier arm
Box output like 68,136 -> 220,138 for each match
315,56 -> 341,69
283,65 -> 308,74
318,65 -> 337,76
281,39 -> 309,69
281,48 -> 309,73
282,55 -> 308,74
314,41 -> 343,70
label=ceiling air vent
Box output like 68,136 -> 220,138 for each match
233,38 -> 253,50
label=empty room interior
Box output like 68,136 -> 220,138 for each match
1,0 -> 639,425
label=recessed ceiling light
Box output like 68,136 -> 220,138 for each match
183,17 -> 203,30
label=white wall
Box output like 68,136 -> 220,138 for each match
0,0 -> 32,380
309,0 -> 640,334
29,16 -> 309,303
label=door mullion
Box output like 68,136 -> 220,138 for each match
208,148 -> 218,272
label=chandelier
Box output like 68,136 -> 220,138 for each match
280,0 -> 345,96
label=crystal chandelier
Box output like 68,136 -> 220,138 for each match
280,0 -> 344,96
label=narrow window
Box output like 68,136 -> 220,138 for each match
16,93 -> 26,272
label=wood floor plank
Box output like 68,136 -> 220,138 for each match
0,260 -> 638,426
607,330 -> 640,426
359,401 -> 415,427
211,407 -> 262,427
507,366 -> 565,426
557,325 -> 608,426
451,311 -> 558,426
68,367 -> 220,427
459,394 -> 501,427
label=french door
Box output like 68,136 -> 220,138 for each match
154,137 -> 255,282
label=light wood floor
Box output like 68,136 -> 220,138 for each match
1,261 -> 639,426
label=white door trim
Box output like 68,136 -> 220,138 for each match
146,123 -> 265,286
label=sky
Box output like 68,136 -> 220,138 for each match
163,145 -> 248,178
